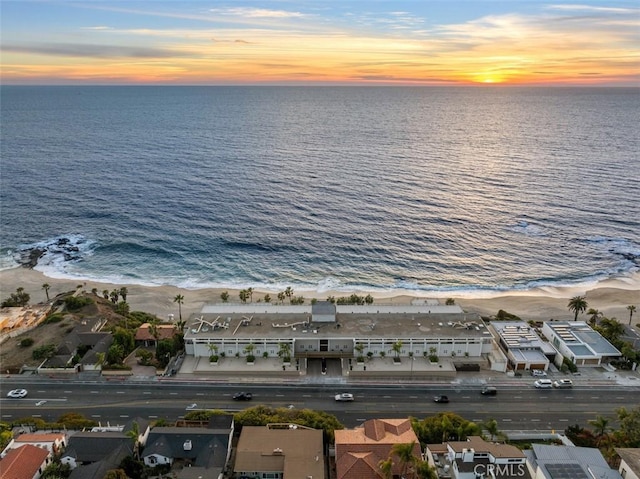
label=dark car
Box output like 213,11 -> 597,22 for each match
481,386 -> 497,396
233,392 -> 253,401
433,395 -> 449,403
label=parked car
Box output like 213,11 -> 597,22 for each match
233,392 -> 253,401
480,386 -> 497,396
335,393 -> 354,402
531,369 -> 547,377
534,379 -> 553,389
6,389 -> 28,399
553,379 -> 573,388
433,395 -> 449,403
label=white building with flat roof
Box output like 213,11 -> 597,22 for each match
542,321 -> 621,367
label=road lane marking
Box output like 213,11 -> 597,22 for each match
116,391 -> 125,394
559,419 -> 569,422
90,391 -> 100,394
120,415 -> 129,418
143,392 -> 152,395
502,419 -> 512,422
149,415 -> 158,418
169,392 -> 178,395
91,415 -> 101,418
64,391 -> 72,394
531,419 -> 541,422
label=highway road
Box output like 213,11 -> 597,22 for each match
1,379 -> 637,431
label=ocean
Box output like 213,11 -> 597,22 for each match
1,86 -> 639,297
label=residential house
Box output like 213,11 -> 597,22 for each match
489,322 -> 556,372
68,444 -> 133,479
335,418 -> 422,479
142,415 -> 233,479
61,432 -> 133,470
135,323 -> 177,347
524,444 -> 622,479
233,425 -> 325,479
426,436 -> 529,479
542,321 -> 622,367
616,448 -> 640,479
2,432 -> 67,457
61,418 -> 149,470
0,444 -> 51,479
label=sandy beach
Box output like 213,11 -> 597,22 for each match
1,267 -> 638,324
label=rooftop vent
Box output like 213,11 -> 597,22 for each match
273,448 -> 283,455
183,440 -> 192,451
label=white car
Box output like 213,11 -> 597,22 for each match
531,369 -> 547,377
534,379 -> 553,389
6,389 -> 28,399
553,379 -> 573,388
335,393 -> 354,402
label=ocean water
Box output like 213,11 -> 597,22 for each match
1,86 -> 639,296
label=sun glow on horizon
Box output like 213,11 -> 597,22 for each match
1,2 -> 638,86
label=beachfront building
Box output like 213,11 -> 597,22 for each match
489,322 -> 556,372
183,301 -> 496,374
541,321 -> 622,367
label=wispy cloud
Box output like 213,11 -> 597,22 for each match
546,4 -> 639,14
2,43 -> 187,59
209,7 -> 308,19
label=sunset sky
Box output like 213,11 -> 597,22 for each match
1,1 -> 639,86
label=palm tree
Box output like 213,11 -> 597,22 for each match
247,287 -> 254,303
173,294 -> 184,322
119,287 -> 128,302
588,415 -> 610,446
264,294 -> 271,303
110,289 -> 119,304
220,291 -> 229,302
378,458 -> 394,479
568,295 -> 588,321
587,308 -> 602,326
482,418 -> 505,441
125,421 -> 140,459
277,291 -> 285,304
628,305 -> 637,325
392,441 -> 419,479
42,283 -> 51,302
278,342 -> 292,362
102,289 -> 109,300
284,286 -> 294,302
392,340 -> 403,362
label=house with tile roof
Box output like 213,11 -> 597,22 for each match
425,436 -> 529,479
233,425 -> 325,479
0,444 -> 51,479
2,432 -> 67,457
135,323 -> 177,347
335,418 -> 422,479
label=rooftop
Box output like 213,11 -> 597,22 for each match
186,305 -> 487,341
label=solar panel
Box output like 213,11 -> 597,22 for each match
545,463 -> 588,479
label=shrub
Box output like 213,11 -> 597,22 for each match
19,338 -> 34,348
43,313 -> 64,324
64,295 -> 93,311
32,344 -> 57,360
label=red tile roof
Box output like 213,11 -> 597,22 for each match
135,323 -> 176,341
0,444 -> 50,479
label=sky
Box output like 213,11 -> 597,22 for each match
1,0 -> 639,86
